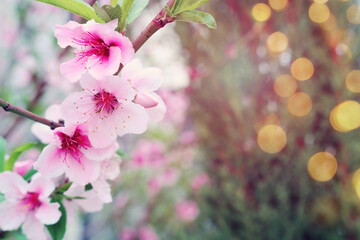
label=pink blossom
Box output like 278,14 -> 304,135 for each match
191,173 -> 210,193
147,169 -> 179,196
120,227 -> 136,240
121,59 -> 166,121
55,19 -> 134,82
138,226 -> 159,240
61,75 -> 148,148
158,90 -> 189,125
176,200 -> 199,222
34,124 -> 118,185
131,140 -> 166,169
14,159 -> 35,176
64,184 -> 104,213
0,172 -> 61,240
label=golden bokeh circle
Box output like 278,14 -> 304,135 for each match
309,3 -> 330,24
257,124 -> 287,154
291,58 -> 314,81
314,0 -> 328,3
352,169 -> 360,198
251,3 -> 272,22
274,74 -> 297,97
307,152 -> 337,182
330,100 -> 360,132
266,32 -> 289,53
346,4 -> 360,25
346,70 -> 360,93
268,0 -> 288,11
287,92 -> 312,117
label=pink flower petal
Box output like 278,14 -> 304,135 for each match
145,93 -> 166,122
103,32 -> 134,65
54,21 -> 83,48
100,76 -> 136,101
114,102 -> 149,136
0,171 -> 28,199
87,46 -> 122,80
82,142 -> 118,161
60,56 -> 87,82
60,92 -> 94,125
134,92 -> 160,108
22,213 -> 46,240
92,178 -> 112,203
14,160 -> 35,176
34,145 -> 65,179
121,59 -> 143,80
65,184 -> 104,212
31,123 -> 54,144
0,201 -> 26,230
87,117 -> 118,148
100,158 -> 120,180
28,174 -> 56,200
64,155 -> 100,186
131,68 -> 162,92
35,202 -> 61,225
79,74 -> 101,92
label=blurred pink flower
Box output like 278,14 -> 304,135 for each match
191,173 -> 210,193
179,130 -> 197,145
147,168 -> 179,196
138,226 -> 159,240
120,227 -> 136,240
131,140 -> 166,169
55,19 -> 134,82
0,172 -> 61,240
13,159 -> 35,176
176,200 -> 199,222
158,90 -> 189,125
61,75 -> 148,148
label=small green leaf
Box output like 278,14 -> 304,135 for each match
4,143 -> 38,171
85,183 -> 93,191
116,149 -> 131,159
93,3 -> 112,22
165,5 -> 174,17
171,0 -> 210,15
103,5 -> 122,22
63,195 -> 86,200
23,168 -> 38,181
175,10 -> 216,29
119,0 -> 135,31
46,201 -> 66,240
33,0 -> 104,22
55,182 -> 73,195
118,0 -> 149,26
0,137 -> 6,172
110,0 -> 118,7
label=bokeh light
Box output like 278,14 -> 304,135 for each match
251,3 -> 272,22
308,3 -> 330,24
320,14 -> 337,31
346,4 -> 360,25
330,100 -> 360,132
352,169 -> 360,198
314,0 -> 328,3
307,152 -> 337,182
257,124 -> 287,154
291,58 -> 314,81
266,32 -> 289,53
268,0 -> 288,11
287,92 -> 312,117
345,70 -> 360,93
274,74 -> 297,97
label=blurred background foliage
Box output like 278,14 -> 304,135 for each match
2,0 -> 360,239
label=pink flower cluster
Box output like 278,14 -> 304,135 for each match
0,19 -> 166,238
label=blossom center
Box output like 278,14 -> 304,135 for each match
56,128 -> 92,163
73,32 -> 110,59
93,90 -> 120,114
22,192 -> 41,211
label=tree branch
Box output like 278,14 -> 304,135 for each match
0,98 -> 63,130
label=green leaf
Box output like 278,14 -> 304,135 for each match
33,0 -> 104,22
63,195 -> 86,200
4,143 -> 38,171
23,168 -> 38,181
165,5 -> 175,17
0,137 -> 6,172
116,149 -> 131,159
175,10 -> 216,29
172,0 -> 210,15
93,3 -> 112,22
55,182 -> 73,195
119,0 -> 135,31
94,3 -> 122,24
85,183 -> 93,191
110,0 -> 118,7
118,0 -> 149,26
46,201 -> 66,240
